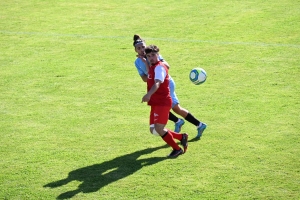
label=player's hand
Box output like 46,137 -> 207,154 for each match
141,94 -> 151,103
137,55 -> 147,63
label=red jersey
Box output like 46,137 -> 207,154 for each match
147,61 -> 172,107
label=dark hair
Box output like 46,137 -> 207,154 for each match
145,45 -> 159,54
133,34 -> 145,47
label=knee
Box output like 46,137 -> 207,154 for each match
149,127 -> 154,134
172,105 -> 188,117
154,125 -> 164,134
150,127 -> 159,136
173,104 -> 183,113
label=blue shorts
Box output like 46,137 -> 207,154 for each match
169,78 -> 179,108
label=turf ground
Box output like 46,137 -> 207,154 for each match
0,0 -> 299,199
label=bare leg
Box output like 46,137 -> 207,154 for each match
172,104 -> 188,118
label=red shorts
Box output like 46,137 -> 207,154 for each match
149,105 -> 171,125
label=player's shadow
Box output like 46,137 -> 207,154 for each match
189,137 -> 201,142
43,145 -> 168,199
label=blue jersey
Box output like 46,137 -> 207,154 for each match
134,55 -> 179,108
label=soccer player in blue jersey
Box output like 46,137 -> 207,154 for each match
133,34 -> 207,138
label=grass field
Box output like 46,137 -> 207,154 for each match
1,0 -> 299,199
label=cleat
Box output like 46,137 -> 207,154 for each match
167,148 -> 183,158
196,123 -> 207,138
174,119 -> 185,133
180,133 -> 188,153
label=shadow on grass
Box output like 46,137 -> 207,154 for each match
188,137 -> 201,143
43,144 -> 169,199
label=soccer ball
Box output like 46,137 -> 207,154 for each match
189,68 -> 207,85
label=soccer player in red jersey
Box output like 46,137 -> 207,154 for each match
141,45 -> 188,158
133,34 -> 207,138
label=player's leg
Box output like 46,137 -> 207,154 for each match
172,104 -> 188,118
167,129 -> 188,153
169,80 -> 185,132
169,112 -> 179,123
153,106 -> 183,157
172,103 -> 207,138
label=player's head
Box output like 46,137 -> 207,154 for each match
145,45 -> 160,65
133,34 -> 146,56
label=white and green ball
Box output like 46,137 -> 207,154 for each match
189,68 -> 207,85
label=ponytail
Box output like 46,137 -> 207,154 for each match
133,34 -> 145,47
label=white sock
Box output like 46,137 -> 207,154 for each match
197,122 -> 202,128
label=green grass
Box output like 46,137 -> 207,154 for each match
1,0 -> 299,199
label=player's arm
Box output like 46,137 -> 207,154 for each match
135,59 -> 149,82
144,59 -> 150,73
138,55 -> 150,74
140,74 -> 147,82
159,55 -> 170,69
147,80 -> 162,96
162,61 -> 170,69
142,66 -> 166,102
142,80 -> 162,102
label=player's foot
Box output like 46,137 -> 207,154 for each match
174,119 -> 185,133
180,133 -> 188,153
196,123 -> 207,138
167,148 -> 183,158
